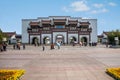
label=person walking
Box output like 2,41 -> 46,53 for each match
56,42 -> 60,49
23,44 -> 25,50
13,44 -> 16,49
17,43 -> 20,50
79,41 -> 82,47
42,45 -> 45,51
3,42 -> 7,51
51,44 -> 54,50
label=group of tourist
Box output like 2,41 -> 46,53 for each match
0,42 -> 7,52
72,41 -> 97,47
0,41 -> 108,52
39,41 -> 98,51
42,42 -> 61,51
13,43 -> 25,50
0,42 -> 26,52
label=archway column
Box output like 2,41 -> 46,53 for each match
40,34 -> 41,44
29,34 -> 30,44
51,33 -> 53,44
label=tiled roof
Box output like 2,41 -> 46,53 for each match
41,20 -> 51,24
16,34 -> 21,38
97,35 -> 103,38
68,20 -> 78,24
29,22 -> 40,26
80,22 -> 90,25
3,32 -> 16,37
53,19 -> 66,22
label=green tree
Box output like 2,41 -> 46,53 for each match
107,29 -> 120,45
0,29 -> 8,44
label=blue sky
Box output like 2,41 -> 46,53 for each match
0,0 -> 120,35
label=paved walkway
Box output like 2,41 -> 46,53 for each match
0,45 -> 120,80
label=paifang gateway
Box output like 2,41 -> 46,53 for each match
22,16 -> 97,45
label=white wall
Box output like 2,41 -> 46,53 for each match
53,32 -> 67,43
82,19 -> 97,43
10,35 -> 17,44
41,34 -> 51,44
10,39 -> 16,44
68,34 -> 78,43
22,20 -> 30,43
102,33 -> 108,43
103,33 -> 107,38
22,19 -> 37,43
90,19 -> 97,43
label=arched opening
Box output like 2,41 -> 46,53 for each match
70,36 -> 77,44
32,37 -> 38,44
81,37 -> 87,46
56,35 -> 64,44
43,36 -> 50,44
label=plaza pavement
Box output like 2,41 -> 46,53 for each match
0,45 -> 120,80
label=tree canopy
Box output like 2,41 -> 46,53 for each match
107,29 -> 120,45
0,29 -> 8,44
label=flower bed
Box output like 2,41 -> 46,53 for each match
0,69 -> 25,80
106,67 -> 120,80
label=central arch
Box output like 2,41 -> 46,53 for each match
56,35 -> 64,44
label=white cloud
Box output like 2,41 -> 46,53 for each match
91,10 -> 98,14
102,8 -> 108,13
70,1 -> 90,12
108,2 -> 117,6
62,0 -> 90,12
93,3 -> 104,8
62,0 -> 109,14
91,3 -> 108,14
91,8 -> 108,14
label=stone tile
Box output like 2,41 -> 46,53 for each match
0,45 -> 119,80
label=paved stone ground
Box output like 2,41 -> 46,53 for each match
0,45 -> 120,80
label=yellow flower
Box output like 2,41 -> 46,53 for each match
106,67 -> 120,79
0,69 -> 25,80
